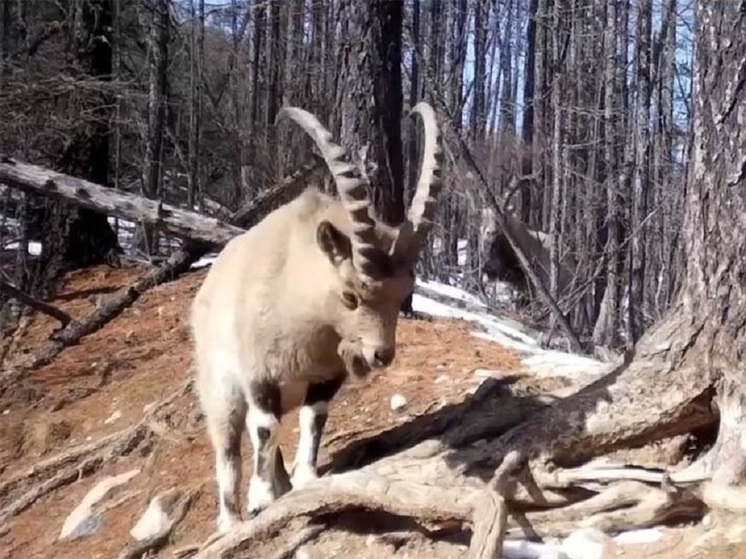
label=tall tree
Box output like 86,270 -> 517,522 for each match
335,0 -> 405,224
140,0 -> 171,252
628,0 -> 653,344
659,0 -> 746,487
31,0 -> 120,293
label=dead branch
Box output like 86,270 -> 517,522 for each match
0,158 -> 244,246
0,278 -> 72,328
536,464 -> 712,490
193,468 -> 518,559
406,38 -> 584,354
0,380 -> 192,528
328,377 -> 548,473
0,246 -> 201,387
0,279 -> 72,328
0,160 -> 323,387
117,486 -> 202,559
268,524 -> 324,559
228,157 -> 325,229
505,480 -> 705,539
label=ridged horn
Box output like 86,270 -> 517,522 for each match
392,102 -> 444,261
276,107 -> 379,282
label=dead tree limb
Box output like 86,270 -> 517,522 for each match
1,245 -> 201,383
407,39 -> 583,353
0,278 -> 72,328
0,160 -> 325,388
0,380 -> 192,527
0,158 -> 244,246
193,471 -> 510,559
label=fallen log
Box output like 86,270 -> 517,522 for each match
0,160 -> 325,398
0,157 -> 244,247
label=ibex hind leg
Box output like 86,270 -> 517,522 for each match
196,365 -> 248,534
246,379 -> 291,517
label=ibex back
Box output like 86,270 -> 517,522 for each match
190,103 -> 443,533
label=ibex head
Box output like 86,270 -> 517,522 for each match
277,102 -> 444,377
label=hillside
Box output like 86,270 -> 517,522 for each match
0,263 -> 743,559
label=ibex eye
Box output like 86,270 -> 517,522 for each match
342,291 -> 359,309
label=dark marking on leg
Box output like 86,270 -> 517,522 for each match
304,375 -> 346,405
292,374 -> 347,487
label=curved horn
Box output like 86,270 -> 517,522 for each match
276,107 -> 378,281
392,101 -> 444,261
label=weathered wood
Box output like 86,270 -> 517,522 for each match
0,158 -> 244,246
0,279 -> 72,328
0,160 -> 326,394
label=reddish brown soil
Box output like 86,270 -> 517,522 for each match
0,264 -> 742,559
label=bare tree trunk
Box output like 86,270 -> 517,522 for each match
37,0 -> 120,280
140,0 -> 170,254
471,0 -> 487,138
548,0 -> 562,301
592,0 -> 620,347
249,1 -> 265,129
652,0 -> 677,316
519,0 -> 538,225
335,0 -> 405,224
627,0 -> 652,345
187,0 -> 203,210
498,0 -> 516,141
653,0 -> 746,497
0,0 -> 11,79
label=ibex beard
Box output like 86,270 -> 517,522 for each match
190,103 -> 443,533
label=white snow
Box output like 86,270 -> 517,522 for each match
4,240 -> 42,256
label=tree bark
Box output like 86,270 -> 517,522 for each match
335,0 -> 405,225
0,158 -> 244,246
139,0 -> 170,253
671,0 -> 746,494
22,0 -> 121,299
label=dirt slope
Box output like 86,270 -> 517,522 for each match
0,264 -> 742,559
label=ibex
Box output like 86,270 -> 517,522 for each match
190,102 -> 443,533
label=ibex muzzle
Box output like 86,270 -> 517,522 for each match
190,102 -> 443,534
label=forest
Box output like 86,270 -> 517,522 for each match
1,0 -> 745,558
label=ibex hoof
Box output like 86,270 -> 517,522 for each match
291,467 -> 319,489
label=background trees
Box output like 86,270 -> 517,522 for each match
0,0 -> 697,352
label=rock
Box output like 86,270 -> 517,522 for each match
389,394 -> 408,411
104,410 -> 122,425
560,527 -> 613,559
130,487 -> 183,541
59,469 -> 140,541
434,374 -> 451,384
472,368 -> 496,378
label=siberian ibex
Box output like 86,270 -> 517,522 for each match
190,102 -> 443,533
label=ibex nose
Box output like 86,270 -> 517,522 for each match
373,347 -> 395,368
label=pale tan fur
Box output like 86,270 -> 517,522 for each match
190,103 -> 442,532
191,186 -> 412,406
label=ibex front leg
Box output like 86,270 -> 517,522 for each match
246,380 -> 291,517
291,375 -> 346,488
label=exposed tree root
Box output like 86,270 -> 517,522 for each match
194,453 -> 523,559
328,377 -> 548,473
535,464 -> 711,490
267,524 -> 324,559
0,380 -> 192,529
184,322 -> 721,557
506,480 -> 705,539
117,486 -> 201,559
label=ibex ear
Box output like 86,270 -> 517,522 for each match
317,220 -> 352,267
